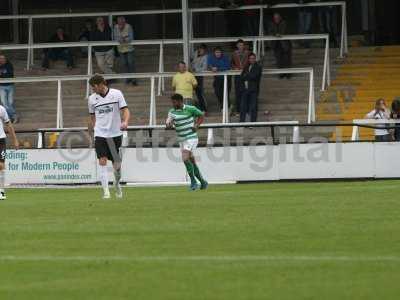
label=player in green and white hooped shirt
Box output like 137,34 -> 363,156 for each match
166,94 -> 208,191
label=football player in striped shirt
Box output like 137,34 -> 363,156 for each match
166,93 -> 208,191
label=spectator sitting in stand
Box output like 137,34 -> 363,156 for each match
90,17 -> 114,74
365,98 -> 391,142
269,13 -> 292,79
0,55 -> 18,123
232,39 -> 250,115
41,27 -> 74,71
191,44 -> 209,113
79,19 -> 93,57
240,53 -> 262,123
114,16 -> 137,86
172,61 -> 198,105
208,47 -> 232,112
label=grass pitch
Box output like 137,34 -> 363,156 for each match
0,181 -> 399,300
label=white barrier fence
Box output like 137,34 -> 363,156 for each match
0,67 -> 316,129
0,34 -> 330,91
6,142 -> 400,185
351,119 -> 400,141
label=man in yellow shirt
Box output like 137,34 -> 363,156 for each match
172,62 -> 198,105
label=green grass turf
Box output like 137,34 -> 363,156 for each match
0,181 -> 400,299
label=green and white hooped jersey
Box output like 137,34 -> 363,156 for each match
167,105 -> 204,142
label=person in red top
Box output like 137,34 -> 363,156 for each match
231,39 -> 250,114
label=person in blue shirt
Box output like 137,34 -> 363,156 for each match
207,47 -> 232,111
0,55 -> 18,124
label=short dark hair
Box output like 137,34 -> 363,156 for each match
214,47 -> 222,52
89,74 -> 107,86
236,39 -> 245,44
199,43 -> 207,50
178,61 -> 186,65
171,94 -> 184,102
248,52 -> 257,58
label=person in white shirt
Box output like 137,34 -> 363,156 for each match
88,74 -> 130,199
0,105 -> 19,200
365,98 -> 391,142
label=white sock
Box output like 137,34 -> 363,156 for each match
0,170 -> 4,192
114,168 -> 121,185
99,165 -> 109,194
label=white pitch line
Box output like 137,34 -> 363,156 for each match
0,255 -> 400,263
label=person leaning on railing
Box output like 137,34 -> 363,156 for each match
239,52 -> 262,123
390,98 -> 400,142
0,55 -> 18,124
365,98 -> 391,142
207,47 -> 232,112
90,17 -> 114,75
172,61 -> 198,106
268,12 -> 293,79
191,44 -> 209,113
114,16 -> 137,86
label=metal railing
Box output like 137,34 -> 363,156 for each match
0,67 -> 315,129
0,1 -> 348,58
351,119 -> 400,141
190,1 -> 348,58
0,33 -> 328,93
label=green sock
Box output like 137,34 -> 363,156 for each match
184,161 -> 196,184
193,163 -> 205,183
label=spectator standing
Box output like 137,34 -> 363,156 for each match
316,0 -> 338,47
191,44 -> 208,113
297,0 -> 313,48
391,98 -> 400,141
365,99 -> 391,142
0,55 -> 18,123
240,53 -> 262,123
243,0 -> 259,36
41,27 -> 74,70
208,47 -> 232,111
90,17 -> 114,74
172,62 -> 198,105
232,39 -> 250,115
269,13 -> 292,79
114,16 -> 137,86
79,19 -> 93,58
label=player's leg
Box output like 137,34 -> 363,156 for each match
109,136 -> 123,199
182,149 -> 198,191
189,153 -> 208,190
95,137 -> 111,199
0,139 -> 6,200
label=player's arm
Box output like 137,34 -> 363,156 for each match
120,107 -> 130,130
191,107 -> 205,131
165,111 -> 174,130
5,122 -> 19,150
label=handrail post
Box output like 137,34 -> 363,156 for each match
351,125 -> 359,142
259,7 -> 265,57
109,14 -> 114,39
181,0 -> 190,64
27,17 -> 33,70
37,131 -> 43,149
222,74 -> 229,124
321,36 -> 330,91
149,76 -> 156,126
86,45 -> 93,98
57,80 -> 63,129
340,2 -> 348,58
292,126 -> 300,144
157,42 -> 164,96
308,69 -> 315,124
